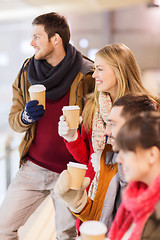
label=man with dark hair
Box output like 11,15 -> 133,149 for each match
0,12 -> 95,240
106,93 -> 157,152
54,93 -> 157,235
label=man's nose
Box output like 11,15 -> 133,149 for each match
30,39 -> 35,47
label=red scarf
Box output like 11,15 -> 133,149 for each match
108,174 -> 160,240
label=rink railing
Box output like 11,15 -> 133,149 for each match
0,135 -> 17,189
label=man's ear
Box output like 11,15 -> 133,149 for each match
51,33 -> 61,46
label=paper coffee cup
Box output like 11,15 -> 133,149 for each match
28,84 -> 46,109
62,105 -> 80,129
79,221 -> 107,240
67,162 -> 87,190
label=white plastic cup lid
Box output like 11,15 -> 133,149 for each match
67,162 -> 87,170
79,221 -> 107,236
28,84 -> 46,93
62,105 -> 80,111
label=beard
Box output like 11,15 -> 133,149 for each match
34,44 -> 54,61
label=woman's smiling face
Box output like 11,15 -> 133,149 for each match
92,55 -> 117,98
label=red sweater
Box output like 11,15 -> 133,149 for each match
65,127 -> 95,185
27,93 -> 76,173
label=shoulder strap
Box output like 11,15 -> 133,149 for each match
18,58 -> 30,91
82,54 -> 94,63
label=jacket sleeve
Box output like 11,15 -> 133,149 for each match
8,71 -> 33,133
65,126 -> 91,165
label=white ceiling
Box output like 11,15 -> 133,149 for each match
0,0 -> 152,21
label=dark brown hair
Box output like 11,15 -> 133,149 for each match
116,111 -> 160,152
32,12 -> 70,49
113,93 -> 157,121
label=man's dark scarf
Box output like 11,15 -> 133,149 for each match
27,44 -> 83,101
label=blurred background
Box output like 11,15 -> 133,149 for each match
1,0 -> 160,207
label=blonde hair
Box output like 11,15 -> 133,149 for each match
82,43 -> 160,131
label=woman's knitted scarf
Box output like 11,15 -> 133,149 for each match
92,92 -> 112,152
108,174 -> 160,240
27,44 -> 83,100
88,92 -> 112,200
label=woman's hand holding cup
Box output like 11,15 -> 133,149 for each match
58,115 -> 78,142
